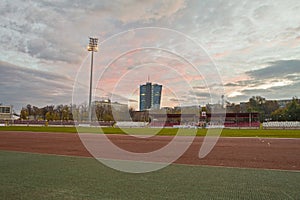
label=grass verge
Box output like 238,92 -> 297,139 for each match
0,126 -> 300,138
0,151 -> 299,200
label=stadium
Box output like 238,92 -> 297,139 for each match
1,101 -> 300,199
1,1 -> 300,199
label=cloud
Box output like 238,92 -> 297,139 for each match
1,0 -> 300,109
101,0 -> 187,23
246,60 -> 300,79
0,0 -> 187,65
232,81 -> 300,102
193,86 -> 207,89
0,61 -> 74,111
169,98 -> 185,102
224,83 -> 239,87
226,60 -> 300,102
189,91 -> 211,98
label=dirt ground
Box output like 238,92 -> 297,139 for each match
0,131 -> 299,171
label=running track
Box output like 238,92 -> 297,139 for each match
0,131 -> 299,171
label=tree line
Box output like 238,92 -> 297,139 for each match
269,98 -> 300,121
19,96 -> 300,122
20,104 -> 73,121
19,101 -> 116,122
226,96 -> 300,122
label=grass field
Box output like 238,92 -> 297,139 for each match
1,128 -> 299,199
1,126 -> 300,138
0,150 -> 299,200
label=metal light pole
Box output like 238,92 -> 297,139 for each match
87,37 -> 98,123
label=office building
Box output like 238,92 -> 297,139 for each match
139,82 -> 162,111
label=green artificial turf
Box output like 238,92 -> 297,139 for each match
0,126 -> 78,133
1,126 -> 300,138
219,129 -> 300,138
0,151 -> 299,200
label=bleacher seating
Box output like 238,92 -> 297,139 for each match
149,121 -> 180,127
223,121 -> 260,128
114,121 -> 148,128
262,121 -> 300,129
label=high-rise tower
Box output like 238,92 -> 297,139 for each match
139,82 -> 162,111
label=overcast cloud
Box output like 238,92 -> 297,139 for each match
0,0 -> 300,111
0,61 -> 74,109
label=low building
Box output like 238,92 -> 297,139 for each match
0,105 -> 12,120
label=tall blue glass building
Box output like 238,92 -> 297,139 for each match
139,82 -> 162,111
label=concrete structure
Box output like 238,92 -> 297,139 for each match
0,105 -> 12,120
262,121 -> 300,129
139,82 -> 162,111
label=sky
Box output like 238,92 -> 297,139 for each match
0,0 -> 300,112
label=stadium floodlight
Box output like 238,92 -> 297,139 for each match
88,37 -> 98,52
87,37 -> 98,123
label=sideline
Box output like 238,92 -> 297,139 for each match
1,149 -> 299,173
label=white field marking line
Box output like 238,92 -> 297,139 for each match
78,132 -> 196,140
0,131 -> 77,135
281,190 -> 295,200
1,149 -> 299,173
220,136 -> 300,140
78,133 -> 300,142
0,149 -> 92,159
172,162 -> 300,173
1,131 -> 300,140
98,157 -> 300,173
3,149 -> 299,173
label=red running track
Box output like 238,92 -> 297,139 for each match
0,131 -> 299,171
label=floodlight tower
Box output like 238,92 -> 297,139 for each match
87,37 -> 98,123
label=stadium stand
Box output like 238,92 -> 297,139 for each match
262,121 -> 300,129
114,121 -> 148,128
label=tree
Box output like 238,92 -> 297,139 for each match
129,107 -> 135,119
68,104 -> 74,121
56,104 -> 64,120
95,105 -> 104,121
103,113 -> 114,121
247,96 -> 266,113
285,98 -> 300,121
53,111 -> 60,121
61,105 -> 70,121
45,111 -> 54,121
71,104 -> 81,121
247,96 -> 281,122
103,105 -> 113,122
271,108 -> 286,121
264,100 -> 279,120
26,104 -> 32,117
81,103 -> 89,121
41,107 -> 48,120
20,108 -> 28,120
226,102 -> 240,113
32,106 -> 40,120
271,97 -> 300,121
